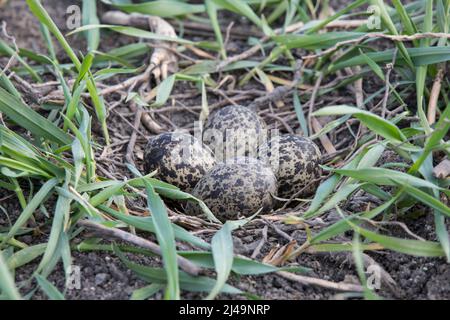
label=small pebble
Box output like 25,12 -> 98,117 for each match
95,273 -> 109,286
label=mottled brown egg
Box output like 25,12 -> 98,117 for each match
202,105 -> 267,161
144,132 -> 216,192
258,134 -> 322,199
186,157 -> 277,221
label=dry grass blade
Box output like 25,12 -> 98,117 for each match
277,271 -> 364,292
433,159 -> 450,179
427,66 -> 445,125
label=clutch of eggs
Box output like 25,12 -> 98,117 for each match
143,106 -> 322,220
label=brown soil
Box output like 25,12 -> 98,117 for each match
0,0 -> 449,300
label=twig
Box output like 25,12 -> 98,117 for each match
280,178 -> 323,210
0,21 -> 18,78
263,219 -> 293,242
129,98 -> 165,134
223,21 -> 234,56
78,219 -> 201,276
361,218 -> 426,241
251,225 -> 268,259
216,39 -> 267,71
265,113 -> 294,133
277,271 -> 364,292
247,60 -> 302,110
99,65 -> 153,96
125,104 -> 143,166
111,109 -> 147,139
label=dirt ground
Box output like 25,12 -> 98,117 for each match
1,0 -> 449,300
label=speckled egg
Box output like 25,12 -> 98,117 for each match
202,105 -> 267,161
258,134 -> 322,199
144,132 -> 216,192
186,157 -> 277,220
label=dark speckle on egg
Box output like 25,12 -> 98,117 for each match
186,157 -> 277,221
144,132 -> 216,192
202,105 -> 267,161
258,134 -> 322,198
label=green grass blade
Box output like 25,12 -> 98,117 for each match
73,53 -> 94,91
352,233 -> 381,299
144,181 -> 180,300
392,0 -> 417,35
206,0 -> 226,59
330,47 -> 450,72
274,32 -> 365,50
211,0 -> 263,28
306,0 -> 366,34
311,196 -> 398,244
434,212 -> 450,262
131,284 -> 165,300
98,204 -> 210,249
394,182 -> 450,218
3,178 -> 58,244
36,190 -> 72,274
331,167 -> 444,190
359,50 -> 385,80
102,0 -> 205,17
152,74 -> 176,107
304,183 -> 361,219
351,223 -> 445,257
82,0 -> 100,51
7,243 -> 47,269
313,105 -> 406,143
304,154 -> 362,216
0,251 -> 21,300
69,25 -> 193,45
415,0 -> 434,134
26,0 -> 80,66
206,222 -> 234,300
26,0 -> 110,143
0,73 -> 22,98
293,90 -> 309,136
0,40 -> 42,82
35,274 -> 65,300
370,0 -> 414,69
153,186 -> 221,223
115,246 -> 242,295
409,102 -> 450,173
0,87 -> 72,146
